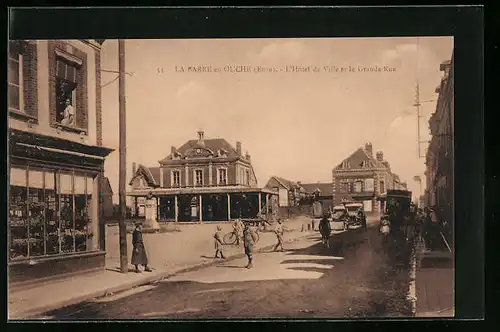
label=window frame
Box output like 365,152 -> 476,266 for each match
171,170 -> 181,187
193,169 -> 204,187
217,167 -> 228,186
8,52 -> 24,113
354,180 -> 363,193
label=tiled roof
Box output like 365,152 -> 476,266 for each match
300,183 -> 333,195
273,176 -> 300,190
129,164 -> 160,187
335,147 -> 386,170
159,138 -> 240,163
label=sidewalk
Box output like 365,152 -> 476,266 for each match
8,216 -> 315,320
414,237 -> 454,317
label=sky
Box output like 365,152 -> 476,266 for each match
99,37 -> 454,203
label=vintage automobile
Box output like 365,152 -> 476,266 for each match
331,205 -> 348,231
343,202 -> 365,229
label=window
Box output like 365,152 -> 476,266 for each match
354,181 -> 363,193
340,182 -> 349,193
56,59 -> 78,127
218,168 -> 227,185
379,181 -> 385,193
9,166 -> 95,261
246,170 -> 250,185
342,161 -> 350,169
195,170 -> 203,186
364,178 -> 374,192
172,170 -> 180,187
8,47 -> 23,112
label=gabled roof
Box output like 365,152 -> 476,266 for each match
101,177 -> 113,195
129,164 -> 160,187
334,147 -> 386,171
159,138 -> 241,164
270,176 -> 301,190
300,183 -> 333,196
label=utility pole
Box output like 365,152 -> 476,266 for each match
118,40 -> 128,273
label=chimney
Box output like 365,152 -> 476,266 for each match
197,130 -> 205,147
236,141 -> 242,155
376,151 -> 384,161
245,151 -> 251,162
171,146 -> 176,155
365,143 -> 373,156
132,162 -> 137,175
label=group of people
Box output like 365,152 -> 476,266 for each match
214,218 -> 285,269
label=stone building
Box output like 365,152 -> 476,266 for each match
332,143 -> 407,214
128,131 -> 278,222
8,40 -> 114,285
424,51 -> 454,248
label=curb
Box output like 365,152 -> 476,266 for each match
10,231 -> 314,320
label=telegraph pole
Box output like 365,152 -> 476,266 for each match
118,40 -> 128,273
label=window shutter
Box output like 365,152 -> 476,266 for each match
74,48 -> 88,130
23,42 -> 38,119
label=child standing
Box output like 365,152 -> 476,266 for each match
214,226 -> 225,259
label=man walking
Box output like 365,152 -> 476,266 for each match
319,213 -> 332,248
243,223 -> 258,268
214,226 -> 225,259
273,219 -> 285,252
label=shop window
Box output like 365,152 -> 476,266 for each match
8,166 -> 95,262
8,47 -> 23,112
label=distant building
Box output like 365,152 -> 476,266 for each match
264,176 -> 305,207
100,177 -> 114,220
332,143 -> 407,214
300,182 -> 334,211
128,131 -> 278,222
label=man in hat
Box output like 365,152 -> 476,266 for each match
243,222 -> 259,268
131,223 -> 152,273
319,212 -> 332,248
273,219 -> 285,252
214,226 -> 225,259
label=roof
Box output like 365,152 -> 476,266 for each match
334,147 -> 386,171
159,138 -> 241,164
129,164 -> 160,187
101,177 -> 113,194
300,183 -> 332,195
271,176 -> 301,190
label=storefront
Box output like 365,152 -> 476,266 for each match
8,129 -> 114,285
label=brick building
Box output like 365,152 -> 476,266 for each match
8,40 -> 114,285
332,143 -> 407,214
128,131 -> 278,222
424,51 -> 454,248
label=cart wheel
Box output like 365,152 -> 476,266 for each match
223,232 -> 236,245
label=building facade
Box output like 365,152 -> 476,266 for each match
300,182 -> 334,212
424,52 -> 454,248
8,40 -> 114,285
128,131 -> 278,222
264,177 -> 305,208
332,143 -> 407,214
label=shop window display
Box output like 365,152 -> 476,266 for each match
8,166 -> 96,261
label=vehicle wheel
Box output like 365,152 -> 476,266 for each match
223,232 -> 236,245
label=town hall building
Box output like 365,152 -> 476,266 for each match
128,131 -> 278,222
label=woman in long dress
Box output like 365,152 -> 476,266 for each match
131,223 -> 152,273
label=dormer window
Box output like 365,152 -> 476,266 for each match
218,149 -> 228,157
342,161 -> 350,169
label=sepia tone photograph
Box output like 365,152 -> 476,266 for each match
8,36 -> 454,320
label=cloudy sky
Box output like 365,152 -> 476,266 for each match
99,37 -> 453,202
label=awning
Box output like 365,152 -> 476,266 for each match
128,186 -> 279,197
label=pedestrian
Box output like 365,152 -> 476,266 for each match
273,219 -> 284,252
243,222 -> 258,268
319,212 -> 332,248
131,223 -> 152,273
234,218 -> 244,245
214,226 -> 225,259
